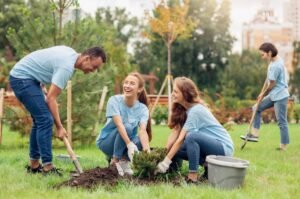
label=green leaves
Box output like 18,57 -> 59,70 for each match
221,50 -> 267,100
4,2 -> 136,144
132,148 -> 167,178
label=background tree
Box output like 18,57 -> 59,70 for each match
133,0 -> 234,96
221,50 -> 267,100
0,0 -> 25,61
5,1 -> 133,143
290,41 -> 300,101
144,0 -> 196,114
95,7 -> 139,45
95,7 -> 139,93
48,0 -> 79,43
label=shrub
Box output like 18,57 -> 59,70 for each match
293,104 -> 300,123
222,97 -> 239,110
151,105 -> 168,125
4,105 -> 32,136
132,147 -> 167,178
237,100 -> 255,109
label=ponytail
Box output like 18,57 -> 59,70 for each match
128,72 -> 152,141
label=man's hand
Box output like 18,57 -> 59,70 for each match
127,142 -> 139,162
56,126 -> 68,140
154,157 -> 172,174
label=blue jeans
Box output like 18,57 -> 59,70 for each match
253,96 -> 290,144
173,132 -> 225,172
9,76 -> 54,165
97,128 -> 142,160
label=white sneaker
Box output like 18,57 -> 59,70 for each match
119,160 -> 134,175
115,162 -> 124,176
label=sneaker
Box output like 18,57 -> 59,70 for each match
26,164 -> 43,174
199,173 -> 208,183
185,177 -> 199,185
119,160 -> 134,175
276,147 -> 286,151
240,133 -> 259,142
43,167 -> 63,177
114,162 -> 124,176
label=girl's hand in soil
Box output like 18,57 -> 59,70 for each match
154,157 -> 172,174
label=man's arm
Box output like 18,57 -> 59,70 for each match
46,84 -> 67,139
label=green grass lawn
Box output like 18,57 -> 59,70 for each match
0,124 -> 299,199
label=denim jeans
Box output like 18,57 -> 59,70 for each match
173,132 -> 225,172
97,127 -> 142,160
253,96 -> 290,144
9,75 -> 54,165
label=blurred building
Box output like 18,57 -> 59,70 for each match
242,2 -> 294,73
284,0 -> 300,41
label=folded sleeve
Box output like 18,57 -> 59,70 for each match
106,96 -> 121,117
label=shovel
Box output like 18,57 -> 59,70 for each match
240,97 -> 263,150
62,136 -> 83,175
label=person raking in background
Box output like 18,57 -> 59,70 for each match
240,42 -> 290,151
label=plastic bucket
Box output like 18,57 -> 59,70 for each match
206,155 -> 250,190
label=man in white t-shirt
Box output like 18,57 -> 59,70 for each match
9,46 -> 106,175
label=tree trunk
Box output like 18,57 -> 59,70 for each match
167,43 -> 172,118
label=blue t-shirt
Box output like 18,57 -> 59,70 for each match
96,95 -> 149,145
267,57 -> 289,101
10,46 -> 78,89
182,104 -> 234,156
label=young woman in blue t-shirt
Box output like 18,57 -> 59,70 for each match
240,42 -> 290,151
155,77 -> 234,183
96,72 -> 151,176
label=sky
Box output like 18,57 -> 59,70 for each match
77,0 -> 288,53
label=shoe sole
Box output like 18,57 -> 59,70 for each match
240,136 -> 259,142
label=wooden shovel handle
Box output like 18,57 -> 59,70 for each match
62,137 -> 83,174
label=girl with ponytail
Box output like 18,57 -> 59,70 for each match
96,72 -> 151,176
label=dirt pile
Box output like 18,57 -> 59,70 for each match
56,166 -> 183,190
56,166 -> 120,189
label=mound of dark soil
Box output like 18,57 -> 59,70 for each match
56,166 -> 120,189
56,166 -> 183,190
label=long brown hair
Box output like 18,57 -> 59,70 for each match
168,77 -> 201,129
127,72 -> 152,141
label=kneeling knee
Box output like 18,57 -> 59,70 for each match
185,133 -> 197,143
